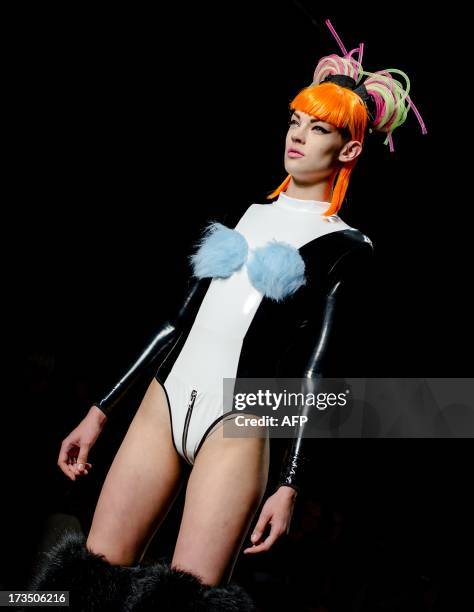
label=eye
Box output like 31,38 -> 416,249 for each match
288,119 -> 328,133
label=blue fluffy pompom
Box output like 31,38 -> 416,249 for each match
247,240 -> 307,302
189,221 -> 249,279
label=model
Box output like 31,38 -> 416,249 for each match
30,19 -> 426,611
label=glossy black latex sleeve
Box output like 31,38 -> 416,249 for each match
275,241 -> 375,495
91,208 -> 239,420
93,275 -> 204,418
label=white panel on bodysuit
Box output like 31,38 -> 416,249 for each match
162,192 -> 352,463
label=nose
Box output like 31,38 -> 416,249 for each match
291,124 -> 306,144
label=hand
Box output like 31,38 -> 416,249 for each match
243,485 -> 297,554
57,405 -> 107,481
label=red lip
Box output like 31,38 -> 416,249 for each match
288,148 -> 304,157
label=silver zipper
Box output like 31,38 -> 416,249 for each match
182,389 -> 197,464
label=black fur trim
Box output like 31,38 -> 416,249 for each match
28,529 -> 137,612
201,582 -> 257,612
127,561 -> 257,612
29,529 -> 257,611
126,562 -> 206,611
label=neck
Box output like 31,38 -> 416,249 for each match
275,191 -> 331,214
284,174 -> 335,202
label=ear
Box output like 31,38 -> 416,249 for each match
338,140 -> 363,163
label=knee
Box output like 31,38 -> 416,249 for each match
170,561 -> 221,588
86,533 -> 137,567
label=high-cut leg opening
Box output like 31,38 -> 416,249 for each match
154,373 -> 186,466
193,409 -> 268,460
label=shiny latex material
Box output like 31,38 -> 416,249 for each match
95,276 -> 209,417
94,203 -> 375,495
273,240 -> 375,493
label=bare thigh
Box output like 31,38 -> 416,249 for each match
172,417 -> 270,586
87,378 -> 185,565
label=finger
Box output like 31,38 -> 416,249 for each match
67,457 -> 77,478
58,441 -> 74,470
244,541 -> 272,554
76,445 -> 91,472
59,463 -> 75,480
58,447 -> 69,467
244,523 -> 284,554
250,512 -> 271,544
63,461 -> 76,481
75,461 -> 92,477
58,449 -> 75,480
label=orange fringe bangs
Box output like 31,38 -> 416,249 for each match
267,82 -> 369,216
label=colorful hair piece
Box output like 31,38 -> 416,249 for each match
267,19 -> 427,215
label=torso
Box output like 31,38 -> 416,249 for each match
156,194 -> 370,464
183,199 -> 351,341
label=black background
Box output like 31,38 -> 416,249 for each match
3,2 -> 472,609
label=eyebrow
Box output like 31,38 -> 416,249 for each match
291,112 -> 330,126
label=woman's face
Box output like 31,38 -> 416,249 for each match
284,110 -> 362,182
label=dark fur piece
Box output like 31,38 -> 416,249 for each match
29,529 -> 256,611
28,529 -> 138,612
127,562 -> 206,611
128,562 -> 257,612
201,582 -> 257,611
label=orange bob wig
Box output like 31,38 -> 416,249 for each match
267,81 -> 369,217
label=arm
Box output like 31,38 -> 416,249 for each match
59,212 -> 238,479
58,277 -> 206,481
243,239 -> 375,553
93,206 -> 242,419
275,240 -> 376,495
93,275 -> 207,418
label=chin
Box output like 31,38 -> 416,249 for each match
285,159 -> 306,169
